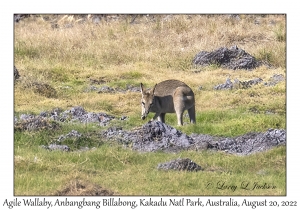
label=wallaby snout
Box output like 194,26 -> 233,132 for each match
140,80 -> 196,126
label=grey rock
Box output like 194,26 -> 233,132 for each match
57,130 -> 82,142
14,115 -> 60,131
215,77 -> 263,90
157,158 -> 202,171
264,74 -> 285,86
193,46 -> 260,70
41,144 -> 70,152
214,78 -> 234,90
101,121 -> 286,155
15,106 -> 115,131
14,66 -> 20,80
98,86 -> 115,93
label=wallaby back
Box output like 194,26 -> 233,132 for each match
153,80 -> 188,96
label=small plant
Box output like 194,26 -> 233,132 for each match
256,48 -> 274,64
274,24 -> 286,42
98,101 -> 113,112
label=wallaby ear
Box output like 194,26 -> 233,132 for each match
151,84 -> 157,95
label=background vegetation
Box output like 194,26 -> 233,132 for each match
14,14 -> 286,195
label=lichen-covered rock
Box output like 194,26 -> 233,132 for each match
57,130 -> 82,142
193,46 -> 260,70
14,115 -> 60,131
41,106 -> 114,125
101,121 -> 286,156
157,158 -> 202,171
264,74 -> 285,86
208,129 -> 286,155
14,106 -> 115,131
14,66 -> 20,80
41,144 -> 70,152
131,121 -> 194,152
214,77 -> 263,90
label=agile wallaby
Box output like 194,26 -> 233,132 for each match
140,79 -> 196,126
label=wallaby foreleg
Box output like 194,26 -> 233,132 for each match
151,112 -> 161,122
158,113 -> 166,123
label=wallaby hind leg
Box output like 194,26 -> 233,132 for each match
188,105 -> 196,124
175,111 -> 184,126
157,113 -> 166,123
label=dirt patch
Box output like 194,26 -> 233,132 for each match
54,179 -> 116,196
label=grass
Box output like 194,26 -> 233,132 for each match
14,130 -> 286,195
14,14 -> 286,195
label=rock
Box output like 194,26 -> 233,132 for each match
120,116 -> 128,120
86,84 -> 141,93
101,121 -> 286,156
14,66 -> 20,80
214,78 -> 235,90
41,144 -> 70,152
214,77 -> 263,90
14,115 -> 60,131
14,106 -> 115,131
58,106 -> 115,125
131,121 -> 194,152
238,78 -> 263,89
264,74 -> 284,86
157,158 -> 202,171
193,46 -> 260,70
14,14 -> 30,22
209,129 -> 286,155
57,130 -> 82,142
97,86 -> 115,93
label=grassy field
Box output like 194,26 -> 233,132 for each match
14,14 -> 286,195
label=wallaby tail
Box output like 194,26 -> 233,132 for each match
188,105 -> 196,124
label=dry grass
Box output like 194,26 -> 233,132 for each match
14,14 -> 286,116
54,179 -> 116,196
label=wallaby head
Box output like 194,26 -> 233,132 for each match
140,83 -> 157,120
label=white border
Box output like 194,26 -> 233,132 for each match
2,1 -> 299,209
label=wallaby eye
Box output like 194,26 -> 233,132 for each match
141,102 -> 145,106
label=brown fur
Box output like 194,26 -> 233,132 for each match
140,79 -> 196,126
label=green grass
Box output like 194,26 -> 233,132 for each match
14,14 -> 286,196
14,137 -> 286,195
14,112 -> 286,196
